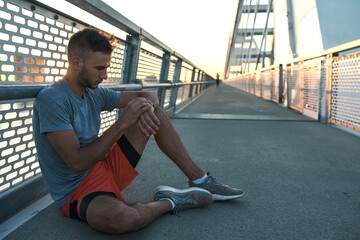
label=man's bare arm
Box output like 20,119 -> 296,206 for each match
46,97 -> 151,175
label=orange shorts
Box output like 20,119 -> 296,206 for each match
60,135 -> 140,222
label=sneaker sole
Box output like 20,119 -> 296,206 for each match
212,192 -> 244,201
155,186 -> 211,195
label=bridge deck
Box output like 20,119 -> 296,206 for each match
4,84 -> 360,239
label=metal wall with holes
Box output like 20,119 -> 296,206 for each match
0,0 -> 81,83
0,99 -> 38,191
303,61 -> 322,119
286,64 -> 302,111
225,65 -> 282,104
225,41 -> 360,132
0,0 -> 123,196
163,60 -> 176,109
331,53 -> 360,131
136,49 -> 162,83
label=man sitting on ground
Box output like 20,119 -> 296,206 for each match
33,28 -> 244,234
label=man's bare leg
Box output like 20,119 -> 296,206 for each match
86,195 -> 172,234
124,106 -> 205,181
152,107 -> 205,181
85,107 -> 212,234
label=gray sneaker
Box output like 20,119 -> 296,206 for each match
188,172 -> 244,201
154,186 -> 213,214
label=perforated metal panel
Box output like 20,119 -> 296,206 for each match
271,68 -> 279,102
0,0 -> 127,195
254,72 -> 261,97
136,49 -> 162,83
303,61 -> 321,119
331,53 -> 360,131
163,60 -> 176,109
180,65 -> 193,83
0,96 -> 120,195
177,85 -> 191,104
262,70 -> 272,100
286,64 -> 301,111
249,73 -> 255,95
0,99 -> 39,193
0,0 -> 78,83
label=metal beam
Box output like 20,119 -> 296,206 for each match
65,0 -> 140,35
238,0 -> 253,74
243,0 -> 260,73
237,28 -> 274,38
255,0 -> 273,70
286,0 -> 298,58
224,0 -> 245,79
243,4 -> 273,13
235,52 -> 272,59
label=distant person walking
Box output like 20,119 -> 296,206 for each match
216,73 -> 220,87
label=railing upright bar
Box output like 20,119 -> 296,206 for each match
299,61 -> 304,113
188,67 -> 196,98
158,52 -> 171,108
279,64 -> 283,103
325,53 -> 334,124
286,64 -> 291,109
123,35 -> 142,84
169,59 -> 183,111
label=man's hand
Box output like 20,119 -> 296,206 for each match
137,105 -> 160,137
118,97 -> 152,130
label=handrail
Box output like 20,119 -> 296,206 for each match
286,39 -> 360,65
0,81 -> 215,101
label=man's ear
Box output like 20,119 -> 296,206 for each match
70,56 -> 83,71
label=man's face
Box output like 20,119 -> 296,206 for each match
78,51 -> 112,89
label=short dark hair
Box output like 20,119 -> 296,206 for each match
67,28 -> 117,60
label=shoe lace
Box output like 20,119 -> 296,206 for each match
207,173 -> 229,188
173,198 -> 196,215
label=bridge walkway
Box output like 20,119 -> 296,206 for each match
4,84 -> 360,239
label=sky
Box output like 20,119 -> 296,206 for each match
101,0 -> 239,78
38,0 -> 239,78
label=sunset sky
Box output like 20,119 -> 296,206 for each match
102,0 -> 239,78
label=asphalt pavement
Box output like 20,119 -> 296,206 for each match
5,84 -> 360,240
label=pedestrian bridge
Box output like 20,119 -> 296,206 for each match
0,0 -> 359,239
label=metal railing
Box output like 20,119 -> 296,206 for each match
225,39 -> 360,133
0,0 -> 215,221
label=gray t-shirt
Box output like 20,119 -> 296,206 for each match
33,79 -> 121,207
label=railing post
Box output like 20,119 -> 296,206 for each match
299,60 -> 304,113
286,64 -> 291,108
169,59 -> 183,110
122,34 -> 142,84
195,70 -> 201,94
188,67 -> 196,98
324,53 -> 334,123
199,72 -> 204,92
279,64 -> 283,103
158,52 -> 171,108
